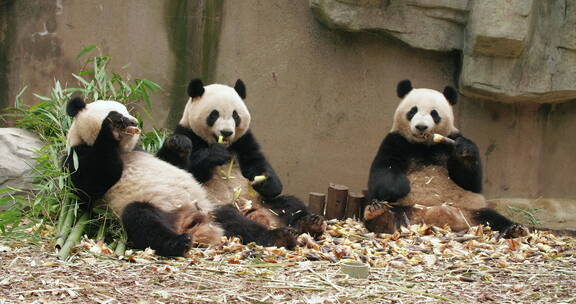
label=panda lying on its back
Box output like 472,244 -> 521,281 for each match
63,98 -> 227,257
157,79 -> 326,246
364,80 -> 528,238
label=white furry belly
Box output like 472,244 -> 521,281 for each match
204,160 -> 262,209
105,151 -> 214,216
398,165 -> 486,209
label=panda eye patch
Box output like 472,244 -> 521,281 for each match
406,106 -> 418,121
431,110 -> 441,124
233,110 -> 241,126
206,110 -> 219,127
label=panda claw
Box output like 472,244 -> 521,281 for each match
297,215 -> 326,239
501,224 -> 530,239
364,201 -> 390,220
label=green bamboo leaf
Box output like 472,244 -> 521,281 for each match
75,45 -> 97,61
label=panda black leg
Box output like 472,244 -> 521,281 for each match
473,208 -> 529,238
121,202 -> 191,257
263,195 -> 326,238
212,205 -> 297,249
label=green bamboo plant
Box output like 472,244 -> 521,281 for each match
0,45 -> 165,260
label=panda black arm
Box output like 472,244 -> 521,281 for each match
447,133 -> 482,193
63,114 -> 124,209
231,130 -> 282,198
157,125 -> 231,183
367,132 -> 411,202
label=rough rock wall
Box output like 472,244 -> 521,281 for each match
311,0 -> 576,103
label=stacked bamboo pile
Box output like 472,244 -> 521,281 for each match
308,184 -> 367,220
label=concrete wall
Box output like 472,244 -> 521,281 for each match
215,1 -> 455,199
214,1 -> 575,229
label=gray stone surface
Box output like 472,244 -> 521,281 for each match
310,0 -> 469,52
311,0 -> 576,103
0,128 -> 43,210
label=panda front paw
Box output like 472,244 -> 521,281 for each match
159,233 -> 191,257
267,228 -> 297,250
501,224 -> 530,239
207,143 -> 232,166
105,111 -> 135,131
252,174 -> 282,198
297,214 -> 326,239
453,137 -> 479,162
165,134 -> 193,156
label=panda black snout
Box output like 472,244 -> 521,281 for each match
220,130 -> 233,138
415,125 -> 428,132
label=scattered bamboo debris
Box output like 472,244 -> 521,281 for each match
2,218 -> 575,303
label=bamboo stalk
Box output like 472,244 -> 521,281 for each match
96,220 -> 106,242
108,240 -> 117,252
57,212 -> 90,260
114,239 -> 126,256
55,205 -> 76,249
55,203 -> 69,234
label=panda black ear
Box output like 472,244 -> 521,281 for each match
187,79 -> 205,99
234,79 -> 246,99
397,80 -> 413,98
443,86 -> 458,105
66,97 -> 86,117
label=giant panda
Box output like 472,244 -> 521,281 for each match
63,98 -> 295,257
157,78 -> 326,246
364,80 -> 528,238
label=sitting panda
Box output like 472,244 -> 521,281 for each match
364,80 -> 528,238
157,78 -> 326,245
63,98 -> 295,257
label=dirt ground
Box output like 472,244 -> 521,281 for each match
1,220 -> 575,304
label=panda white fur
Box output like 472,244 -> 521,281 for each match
64,98 -> 224,257
157,78 -> 326,246
364,80 -> 528,238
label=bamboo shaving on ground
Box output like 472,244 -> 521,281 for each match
1,219 -> 575,304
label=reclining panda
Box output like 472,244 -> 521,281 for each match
64,98 -> 296,257
157,78 -> 326,245
364,80 -> 528,238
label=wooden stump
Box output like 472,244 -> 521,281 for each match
308,192 -> 326,216
346,192 -> 364,219
325,184 -> 348,219
361,189 -> 369,220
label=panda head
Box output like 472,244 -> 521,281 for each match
66,98 -> 140,152
391,79 -> 459,143
179,78 -> 251,145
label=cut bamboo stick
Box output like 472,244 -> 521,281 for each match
361,189 -> 369,220
325,184 -> 348,220
308,192 -> 326,216
345,192 -> 364,219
